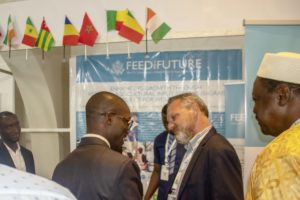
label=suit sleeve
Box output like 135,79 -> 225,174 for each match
116,159 -> 143,200
210,145 -> 243,200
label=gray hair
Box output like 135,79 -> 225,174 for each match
168,92 -> 209,117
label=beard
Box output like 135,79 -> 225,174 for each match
173,123 -> 194,144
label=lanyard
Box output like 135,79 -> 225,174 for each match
164,134 -> 177,166
168,126 -> 211,199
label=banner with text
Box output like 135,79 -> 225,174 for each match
70,49 -> 243,190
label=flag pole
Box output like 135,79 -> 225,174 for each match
42,49 -> 44,60
84,45 -> 87,60
63,45 -> 66,59
127,42 -> 131,59
25,48 -> 28,60
9,42 -> 11,58
146,29 -> 148,56
106,35 -> 110,59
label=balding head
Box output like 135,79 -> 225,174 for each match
86,92 -> 129,117
85,91 -> 131,152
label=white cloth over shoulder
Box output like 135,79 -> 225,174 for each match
0,164 -> 76,200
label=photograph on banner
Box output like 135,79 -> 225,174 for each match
70,49 -> 243,189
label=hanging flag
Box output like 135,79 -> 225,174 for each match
22,17 -> 38,47
63,16 -> 79,46
3,15 -> 16,46
146,8 -> 171,44
118,10 -> 144,44
35,18 -> 55,52
79,12 -> 98,46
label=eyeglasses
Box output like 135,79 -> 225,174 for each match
98,112 -> 133,130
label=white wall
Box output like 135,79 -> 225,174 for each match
0,0 -> 300,50
0,56 -> 14,112
0,48 -> 70,178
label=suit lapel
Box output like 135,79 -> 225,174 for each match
0,141 -> 16,168
20,147 -> 30,171
177,128 -> 217,197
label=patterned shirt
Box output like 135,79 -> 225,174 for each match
246,123 -> 300,200
0,164 -> 76,200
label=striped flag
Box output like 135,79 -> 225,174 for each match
106,10 -> 128,32
22,17 -> 38,47
146,8 -> 171,43
3,15 -> 16,46
118,10 -> 144,44
63,16 -> 79,46
35,18 -> 55,52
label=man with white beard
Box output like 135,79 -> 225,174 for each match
166,92 -> 243,200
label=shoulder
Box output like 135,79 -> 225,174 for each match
154,131 -> 168,144
103,149 -> 135,167
203,129 -> 235,153
0,164 -> 75,200
0,141 -> 5,151
20,145 -> 33,155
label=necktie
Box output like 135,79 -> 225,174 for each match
168,134 -> 177,175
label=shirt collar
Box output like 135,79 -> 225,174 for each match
185,125 -> 212,152
4,142 -> 20,152
82,134 -> 111,148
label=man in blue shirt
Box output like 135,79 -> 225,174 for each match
144,104 -> 185,200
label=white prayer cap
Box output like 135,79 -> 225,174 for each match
257,52 -> 300,84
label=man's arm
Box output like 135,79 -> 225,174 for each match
117,160 -> 143,200
210,145 -> 244,200
144,163 -> 161,200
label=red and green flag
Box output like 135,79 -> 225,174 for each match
35,18 -> 55,52
79,12 -> 99,46
22,17 -> 38,47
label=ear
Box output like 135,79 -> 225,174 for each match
276,84 -> 291,106
191,103 -> 199,117
106,113 -> 113,126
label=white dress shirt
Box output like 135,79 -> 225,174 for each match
4,142 -> 26,171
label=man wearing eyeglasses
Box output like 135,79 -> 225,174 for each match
52,91 -> 143,200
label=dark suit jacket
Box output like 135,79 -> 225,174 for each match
52,136 -> 143,200
176,127 -> 243,200
0,140 -> 35,174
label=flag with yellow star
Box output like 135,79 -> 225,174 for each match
79,12 -> 99,46
22,17 -> 38,47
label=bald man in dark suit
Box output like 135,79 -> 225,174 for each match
52,91 -> 143,200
